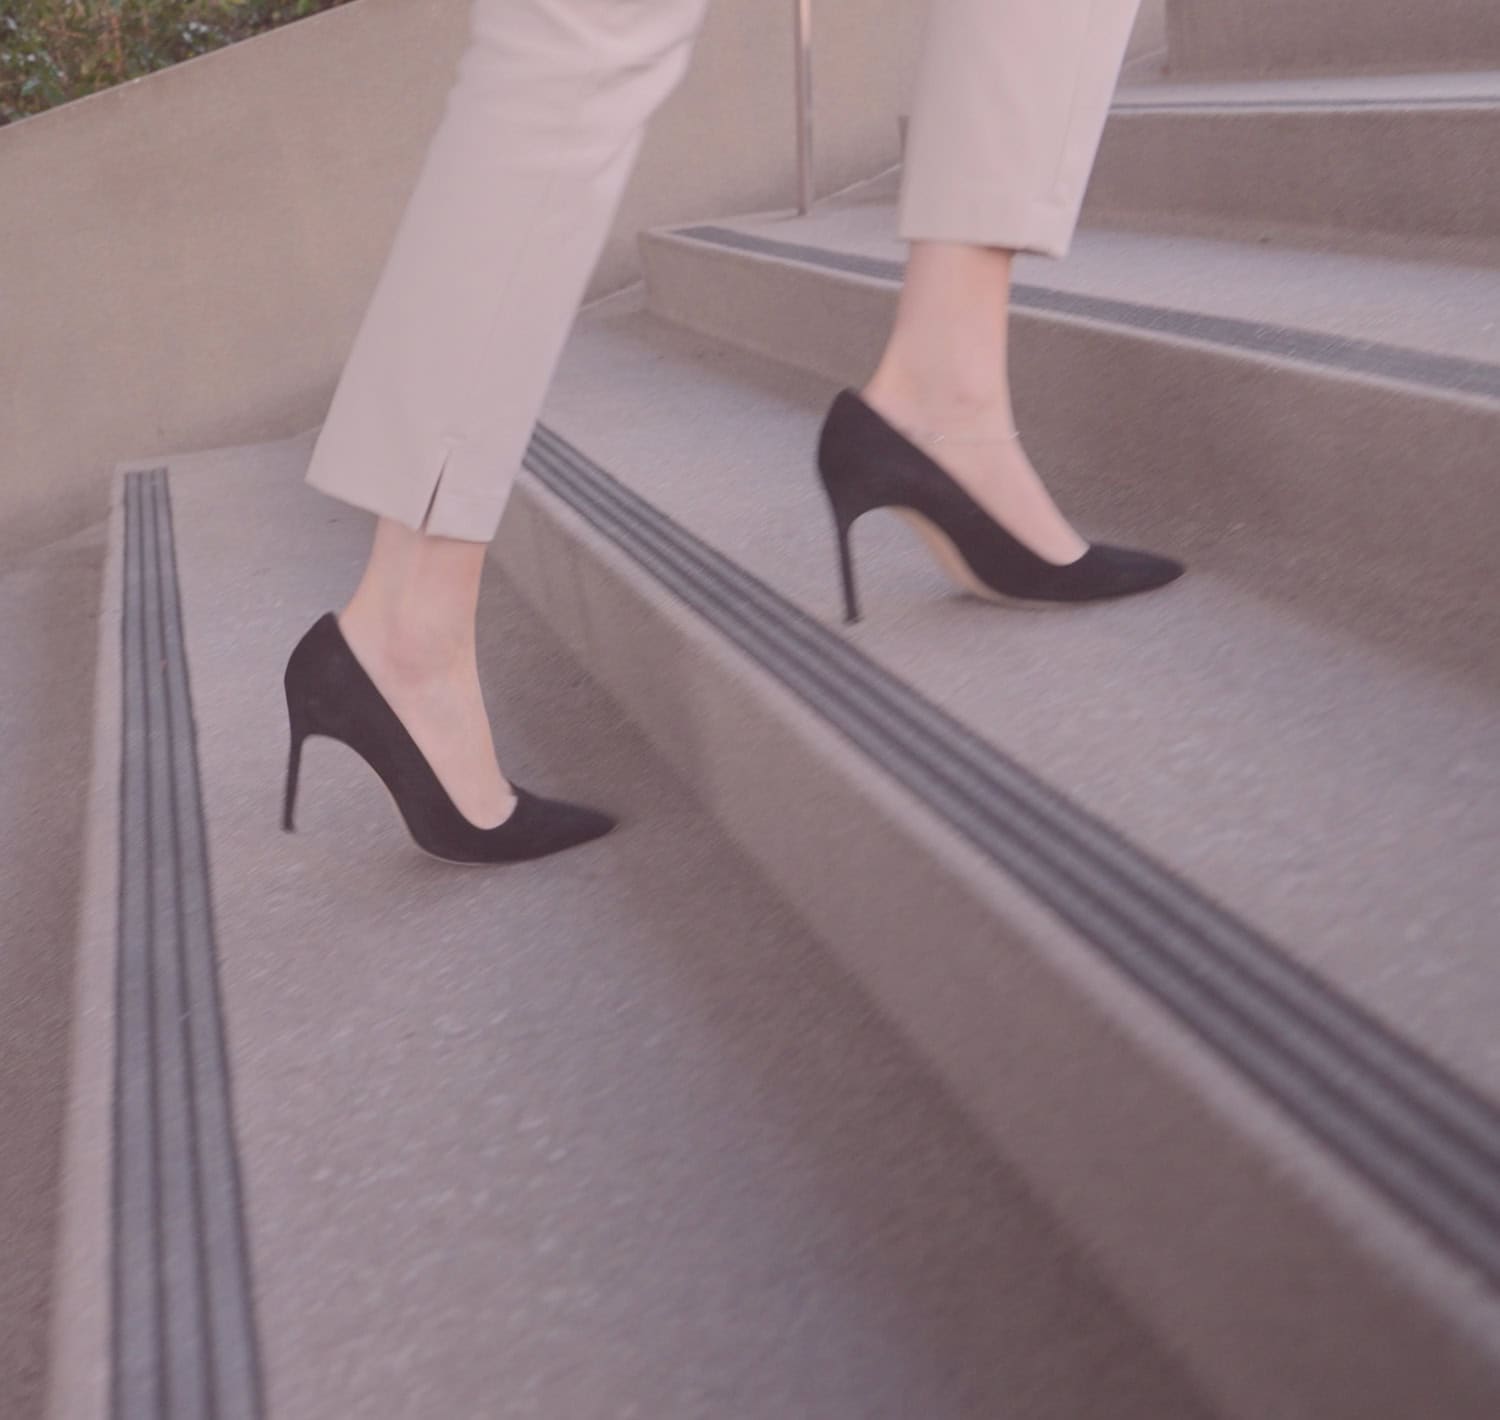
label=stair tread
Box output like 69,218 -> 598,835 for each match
692,173 -> 1500,375
541,296 -> 1500,1105
140,433 -> 1209,1418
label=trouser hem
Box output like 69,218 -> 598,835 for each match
303,434 -> 506,544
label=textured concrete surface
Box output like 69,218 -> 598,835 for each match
0,521 -> 106,1420
540,296 -> 1500,1104
639,213 -> 1500,687
1091,71 -> 1500,265
1164,0 -> 1500,79
718,167 -> 1500,363
500,453 -> 1500,1420
146,433 -> 1215,1419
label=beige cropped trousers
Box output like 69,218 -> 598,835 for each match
304,0 -> 1142,543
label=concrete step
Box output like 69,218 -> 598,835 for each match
0,520 -> 107,1420
518,285 -> 1500,1419
1095,70 -> 1500,263
1165,0 -> 1500,80
49,435 -> 1217,1420
639,188 -> 1500,682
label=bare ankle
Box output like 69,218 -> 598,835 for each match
339,600 -> 473,687
340,517 -> 488,685
863,361 -> 1012,432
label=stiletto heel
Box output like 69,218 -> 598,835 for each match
281,613 -> 616,865
834,515 -> 861,625
281,717 -> 306,833
814,388 -> 1183,614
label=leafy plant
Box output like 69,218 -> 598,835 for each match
1,0 -> 356,125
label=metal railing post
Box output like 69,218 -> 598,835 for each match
793,0 -> 814,214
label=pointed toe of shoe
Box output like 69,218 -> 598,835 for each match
555,800 -> 618,848
1083,544 -> 1186,600
1127,548 -> 1186,593
499,788 -> 617,862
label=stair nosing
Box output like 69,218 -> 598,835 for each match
658,225 -> 1500,407
524,420 -> 1500,1296
1112,96 -> 1500,113
111,468 -> 264,1420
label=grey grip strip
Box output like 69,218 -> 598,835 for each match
115,470 -> 263,1420
671,224 -> 1500,403
1110,97 -> 1500,112
524,423 -> 1500,1289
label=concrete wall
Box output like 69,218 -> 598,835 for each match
0,0 -> 920,556
0,0 -> 1167,558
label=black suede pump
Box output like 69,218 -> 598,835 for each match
282,613 -> 615,864
815,388 -> 1184,623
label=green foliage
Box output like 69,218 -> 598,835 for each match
1,0 -> 356,125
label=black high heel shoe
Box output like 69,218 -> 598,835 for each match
281,613 -> 616,865
815,388 -> 1184,623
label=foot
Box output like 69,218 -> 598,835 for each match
335,606 -> 517,830
858,379 -> 1089,568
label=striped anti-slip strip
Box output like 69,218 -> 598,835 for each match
116,470 -> 262,1420
672,224 -> 1500,403
1110,96 -> 1500,112
524,423 -> 1500,1290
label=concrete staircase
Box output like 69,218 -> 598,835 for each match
45,14 -> 1500,1420
56,443 -> 1213,1420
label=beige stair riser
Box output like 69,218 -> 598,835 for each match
641,233 -> 1500,686
1165,0 -> 1500,79
1087,104 -> 1500,265
497,471 -> 1500,1420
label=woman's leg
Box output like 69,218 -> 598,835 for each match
302,0 -> 710,826
863,243 -> 1089,566
335,521 -> 509,826
863,0 -> 1142,567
